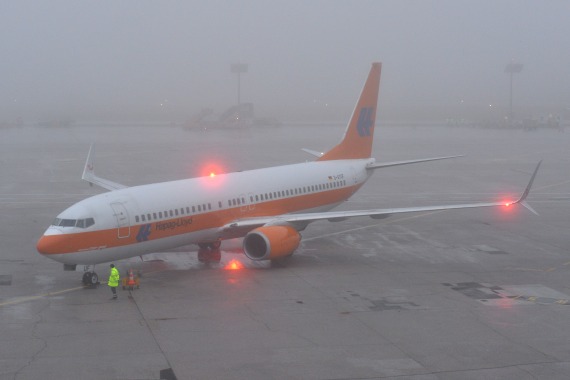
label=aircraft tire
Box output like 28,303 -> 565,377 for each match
82,271 -> 98,286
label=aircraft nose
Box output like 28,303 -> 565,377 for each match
37,235 -> 52,255
37,231 -> 65,255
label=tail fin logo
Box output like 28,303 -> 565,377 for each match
357,107 -> 375,137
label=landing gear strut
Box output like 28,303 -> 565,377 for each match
198,241 -> 221,250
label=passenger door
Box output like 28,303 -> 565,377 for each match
110,202 -> 131,238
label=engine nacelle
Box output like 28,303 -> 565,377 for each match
243,225 -> 301,260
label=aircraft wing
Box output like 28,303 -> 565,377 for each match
222,161 -> 541,234
82,145 -> 128,191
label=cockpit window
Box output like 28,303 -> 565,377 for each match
61,219 -> 77,227
52,217 -> 95,228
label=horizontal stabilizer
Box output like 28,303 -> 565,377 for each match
302,148 -> 324,158
366,155 -> 464,170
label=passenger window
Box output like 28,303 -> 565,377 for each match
147,214 -> 151,220
135,216 -> 140,223
153,213 -> 157,219
186,207 -> 190,214
158,212 -> 162,219
208,203 -> 211,210
192,206 -> 196,213
169,210 -> 173,217
175,209 -> 179,216
142,215 -> 146,222
198,205 -> 202,212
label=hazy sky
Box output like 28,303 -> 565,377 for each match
1,1 -> 569,121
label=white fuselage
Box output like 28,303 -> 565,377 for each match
38,158 -> 375,264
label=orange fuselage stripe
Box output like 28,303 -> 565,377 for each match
40,184 -> 361,255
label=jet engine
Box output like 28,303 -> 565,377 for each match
243,225 -> 301,260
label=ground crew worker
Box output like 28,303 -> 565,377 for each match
108,264 -> 120,300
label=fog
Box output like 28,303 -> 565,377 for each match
1,1 -> 569,123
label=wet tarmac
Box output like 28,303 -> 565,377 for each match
1,123 -> 569,379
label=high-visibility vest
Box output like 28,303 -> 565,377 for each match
108,267 -> 120,287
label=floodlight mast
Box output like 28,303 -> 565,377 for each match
231,63 -> 248,106
505,62 -> 523,122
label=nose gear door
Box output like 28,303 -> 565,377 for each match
110,202 -> 131,238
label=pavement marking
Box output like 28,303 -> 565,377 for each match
0,286 -> 84,307
534,179 -> 570,191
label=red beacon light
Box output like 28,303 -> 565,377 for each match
224,259 -> 244,270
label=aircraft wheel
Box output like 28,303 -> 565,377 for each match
82,272 -> 98,286
197,248 -> 209,262
197,248 -> 221,263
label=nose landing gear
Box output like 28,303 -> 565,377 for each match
81,266 -> 99,287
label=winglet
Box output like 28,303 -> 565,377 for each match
82,144 -> 128,191
82,144 -> 96,185
513,160 -> 542,214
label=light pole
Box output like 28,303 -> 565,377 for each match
231,63 -> 248,106
504,62 -> 523,123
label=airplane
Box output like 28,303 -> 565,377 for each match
36,62 -> 541,285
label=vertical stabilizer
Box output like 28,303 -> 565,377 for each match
318,62 -> 381,161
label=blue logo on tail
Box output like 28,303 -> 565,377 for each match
356,107 -> 374,137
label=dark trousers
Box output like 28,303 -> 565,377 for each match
110,287 -> 117,298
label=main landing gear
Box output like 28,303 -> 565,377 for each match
197,241 -> 222,263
